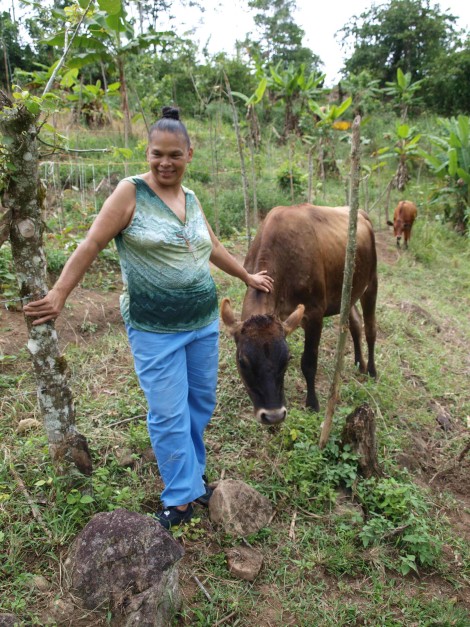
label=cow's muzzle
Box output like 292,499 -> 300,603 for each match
256,407 -> 287,425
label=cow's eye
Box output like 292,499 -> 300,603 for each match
238,355 -> 249,370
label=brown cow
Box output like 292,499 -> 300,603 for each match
221,204 -> 378,424
387,200 -> 418,248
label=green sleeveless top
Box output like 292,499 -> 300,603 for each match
115,177 -> 218,333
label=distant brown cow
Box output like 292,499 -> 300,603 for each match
221,204 -> 378,424
387,200 -> 418,248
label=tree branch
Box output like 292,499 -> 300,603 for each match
42,0 -> 95,97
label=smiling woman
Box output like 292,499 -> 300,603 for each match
23,105 -> 274,530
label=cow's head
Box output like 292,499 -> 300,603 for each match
221,298 -> 304,425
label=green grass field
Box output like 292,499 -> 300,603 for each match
0,118 -> 469,625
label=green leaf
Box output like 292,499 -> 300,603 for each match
397,124 -> 410,139
456,168 -> 470,184
79,495 -> 94,504
98,0 -> 122,15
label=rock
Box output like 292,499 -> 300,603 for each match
16,418 -> 41,434
226,545 -> 264,581
30,574 -> 51,592
43,598 -> 77,624
0,615 -> 19,627
65,508 -> 184,626
208,479 -> 273,537
141,447 -> 156,463
395,452 -> 422,472
332,489 -> 364,522
114,447 -> 136,467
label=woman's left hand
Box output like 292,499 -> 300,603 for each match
246,270 -> 274,293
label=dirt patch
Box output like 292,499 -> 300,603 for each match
0,287 -> 122,357
374,229 -> 401,265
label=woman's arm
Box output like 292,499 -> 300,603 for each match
203,214 -> 273,293
23,181 -> 136,325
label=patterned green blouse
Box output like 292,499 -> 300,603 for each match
115,177 -> 218,333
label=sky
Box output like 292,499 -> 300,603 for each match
166,0 -> 470,85
2,0 -> 469,86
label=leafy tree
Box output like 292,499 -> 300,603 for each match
422,40 -> 470,116
0,10 -> 36,92
245,0 -> 321,72
339,0 -> 461,86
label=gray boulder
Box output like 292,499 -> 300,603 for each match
208,479 -> 273,536
65,508 -> 184,626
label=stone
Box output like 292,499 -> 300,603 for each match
0,615 -> 19,627
141,447 -> 156,463
114,447 -> 136,467
16,418 -> 41,434
65,508 -> 184,626
226,545 -> 264,581
30,574 -> 51,592
208,479 -> 273,537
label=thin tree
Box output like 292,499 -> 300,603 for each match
0,91 -> 92,475
224,71 -> 251,246
319,115 -> 362,449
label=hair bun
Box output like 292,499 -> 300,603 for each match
161,106 -> 180,121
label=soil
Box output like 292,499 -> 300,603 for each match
0,286 -> 122,357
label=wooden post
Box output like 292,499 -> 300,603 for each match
224,72 -> 251,246
341,403 -> 382,478
319,115 -> 362,449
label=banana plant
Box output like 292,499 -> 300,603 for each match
382,68 -> 424,122
375,122 -> 422,191
305,97 -> 353,192
419,115 -> 470,231
43,0 -> 173,145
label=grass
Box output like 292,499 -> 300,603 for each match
1,117 -> 469,625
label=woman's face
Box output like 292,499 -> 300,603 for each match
147,130 -> 193,189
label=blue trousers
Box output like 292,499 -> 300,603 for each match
126,319 -> 219,507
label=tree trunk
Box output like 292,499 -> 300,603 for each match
341,403 -> 382,478
117,56 -> 132,155
319,116 -> 362,449
224,72 -> 251,246
307,146 -> 314,204
0,93 -> 92,476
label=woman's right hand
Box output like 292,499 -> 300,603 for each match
23,288 -> 66,326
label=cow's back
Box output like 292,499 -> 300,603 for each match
244,204 -> 376,318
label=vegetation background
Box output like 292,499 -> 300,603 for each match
0,0 -> 469,624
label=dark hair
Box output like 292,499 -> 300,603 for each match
148,106 -> 191,148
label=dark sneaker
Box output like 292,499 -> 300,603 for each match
194,474 -> 213,507
155,504 -> 194,530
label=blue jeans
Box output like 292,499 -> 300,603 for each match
126,318 -> 219,507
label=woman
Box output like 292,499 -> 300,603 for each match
24,107 -> 273,529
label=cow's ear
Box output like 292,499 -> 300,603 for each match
282,304 -> 305,336
386,220 -> 394,226
220,298 -> 242,336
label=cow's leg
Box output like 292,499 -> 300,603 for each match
349,305 -> 367,373
301,317 -> 323,412
360,276 -> 378,378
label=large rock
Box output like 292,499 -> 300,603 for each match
208,479 -> 273,536
65,508 -> 184,626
